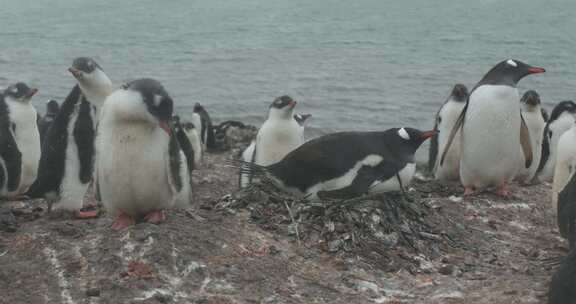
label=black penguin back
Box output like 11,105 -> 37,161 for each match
26,86 -> 82,198
0,95 -> 22,192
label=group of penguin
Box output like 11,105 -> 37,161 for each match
0,57 -> 216,230
237,59 -> 576,303
1,57 -> 575,301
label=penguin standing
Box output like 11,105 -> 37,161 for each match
516,90 -> 546,183
26,57 -> 113,217
239,127 -> 435,200
440,59 -> 545,196
536,101 -> 576,182
181,121 -> 203,166
97,78 -> 193,229
192,102 -> 216,150
239,96 -> 304,187
0,83 -> 40,198
552,123 -> 576,213
428,84 -> 468,181
240,112 -> 311,188
38,99 -> 60,144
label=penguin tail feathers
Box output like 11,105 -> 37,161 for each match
227,159 -> 268,177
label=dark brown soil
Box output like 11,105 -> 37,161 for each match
0,142 -> 567,304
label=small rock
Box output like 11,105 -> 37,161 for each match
438,264 -> 455,275
86,288 -> 101,297
0,207 -> 18,233
154,292 -> 172,303
355,280 -> 380,298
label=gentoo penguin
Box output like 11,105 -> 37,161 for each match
0,83 -> 40,199
239,128 -> 435,200
181,121 -> 203,166
440,59 -> 545,196
516,90 -> 546,183
97,78 -> 193,229
558,172 -> 576,250
536,101 -> 576,182
192,102 -> 216,150
38,99 -> 60,144
552,124 -> 576,213
294,113 -> 312,140
240,96 -> 304,187
548,249 -> 576,304
428,84 -> 468,181
26,57 -> 113,217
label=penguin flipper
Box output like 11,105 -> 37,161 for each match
428,113 -> 440,173
558,173 -> 576,243
167,131 -> 183,194
317,165 -> 380,200
520,114 -> 533,168
0,125 -> 22,192
535,125 -> 551,177
440,103 -> 467,166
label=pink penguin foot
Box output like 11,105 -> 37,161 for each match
144,210 -> 166,225
74,209 -> 99,219
111,213 -> 136,230
463,186 -> 476,198
496,184 -> 510,197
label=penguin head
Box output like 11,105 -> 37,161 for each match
450,84 -> 468,102
294,113 -> 312,126
520,90 -> 541,110
268,95 -> 297,119
193,102 -> 206,114
480,59 -> 545,87
69,57 -> 113,95
393,127 -> 437,152
116,78 -> 174,134
550,100 -> 576,122
3,82 -> 38,103
46,99 -> 60,115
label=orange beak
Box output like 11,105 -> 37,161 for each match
421,130 -> 438,139
68,67 -> 82,78
159,120 -> 171,135
26,88 -> 38,98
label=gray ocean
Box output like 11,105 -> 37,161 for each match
1,0 -> 575,159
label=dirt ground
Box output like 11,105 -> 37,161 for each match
0,143 -> 568,304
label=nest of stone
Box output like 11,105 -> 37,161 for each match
212,180 -> 479,272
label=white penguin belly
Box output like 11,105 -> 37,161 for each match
98,122 -> 174,217
435,101 -> 465,181
255,120 -> 303,166
540,114 -> 575,181
516,111 -> 545,182
460,85 -> 522,188
369,163 -> 416,193
552,127 -> 576,212
6,102 -> 40,195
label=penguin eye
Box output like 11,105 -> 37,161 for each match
506,59 -> 518,68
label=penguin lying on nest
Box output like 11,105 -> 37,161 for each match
237,127 -> 435,201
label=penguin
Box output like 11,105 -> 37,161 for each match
239,127 -> 435,200
192,102 -> 216,150
181,121 -> 203,166
440,59 -> 545,197
428,84 -> 468,181
558,171 -> 576,250
536,101 -> 576,182
38,99 -> 60,144
516,90 -> 546,183
96,78 -> 192,229
239,96 -> 304,188
552,123 -> 576,213
26,57 -> 113,217
0,83 -> 40,199
548,249 -> 576,304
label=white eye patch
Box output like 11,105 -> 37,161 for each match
398,128 -> 410,140
153,94 -> 163,107
507,59 -> 517,67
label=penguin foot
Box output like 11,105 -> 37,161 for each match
111,213 -> 136,230
463,187 -> 476,198
496,184 -> 510,197
74,209 -> 99,219
144,210 -> 166,225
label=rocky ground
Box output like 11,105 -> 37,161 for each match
0,132 -> 569,304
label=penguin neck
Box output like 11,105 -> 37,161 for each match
267,108 -> 294,121
78,71 -> 113,110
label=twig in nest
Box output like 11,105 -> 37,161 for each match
284,200 -> 301,246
